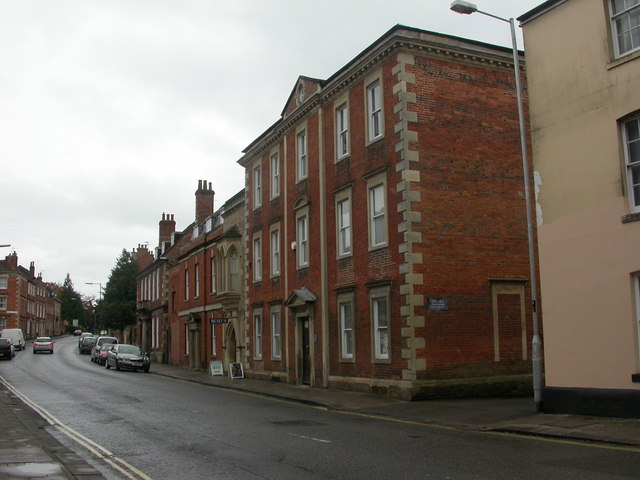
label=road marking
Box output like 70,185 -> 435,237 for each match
156,372 -> 640,454
288,433 -> 331,443
479,430 -> 640,453
0,375 -> 153,480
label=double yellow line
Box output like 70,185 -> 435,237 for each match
0,375 -> 152,480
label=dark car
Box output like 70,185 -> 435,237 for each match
73,329 -> 82,336
105,344 -> 150,372
0,338 -> 15,360
78,336 -> 97,354
90,336 -> 118,363
78,332 -> 93,345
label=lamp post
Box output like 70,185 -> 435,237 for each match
85,282 -> 103,334
450,1 -> 542,411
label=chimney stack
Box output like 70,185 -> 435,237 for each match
195,180 -> 215,225
159,213 -> 176,247
29,261 -> 35,276
5,252 -> 18,270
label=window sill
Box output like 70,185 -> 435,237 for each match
365,135 -> 385,147
621,212 -> 640,224
608,49 -> 640,70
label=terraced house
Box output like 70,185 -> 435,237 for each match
238,25 -> 539,400
0,252 -> 62,337
136,181 -> 246,373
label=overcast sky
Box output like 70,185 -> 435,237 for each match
1,0 -> 542,299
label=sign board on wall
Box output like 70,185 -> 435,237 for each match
428,298 -> 448,312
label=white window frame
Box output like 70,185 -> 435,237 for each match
366,76 -> 384,143
253,234 -> 262,282
335,188 -> 352,258
184,268 -> 190,301
610,0 -> 640,58
296,128 -> 308,182
366,172 -> 388,249
270,224 -> 280,277
0,276 -> 7,290
254,310 -> 263,359
194,263 -> 200,298
623,115 -> 640,212
271,308 -> 281,360
338,292 -> 355,361
370,286 -> 390,362
335,101 -> 349,160
253,163 -> 262,209
296,213 -> 309,268
0,295 -> 7,311
270,151 -> 280,199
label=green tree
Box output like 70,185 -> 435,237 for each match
101,249 -> 139,333
59,274 -> 88,331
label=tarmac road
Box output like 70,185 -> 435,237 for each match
1,335 -> 638,479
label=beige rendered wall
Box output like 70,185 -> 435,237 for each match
522,0 -> 640,390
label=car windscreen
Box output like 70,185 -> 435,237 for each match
81,338 -> 96,345
35,338 -> 51,342
100,343 -> 115,351
118,346 -> 141,355
0,339 -> 10,346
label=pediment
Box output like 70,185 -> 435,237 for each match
285,287 -> 317,308
281,76 -> 325,118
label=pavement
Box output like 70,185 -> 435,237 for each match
2,363 -> 639,480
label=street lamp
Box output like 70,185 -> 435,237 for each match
450,1 -> 542,411
86,282 -> 104,334
85,282 -> 103,300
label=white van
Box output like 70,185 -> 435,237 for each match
1,328 -> 25,351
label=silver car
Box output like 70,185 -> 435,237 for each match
105,344 -> 150,372
32,337 -> 54,354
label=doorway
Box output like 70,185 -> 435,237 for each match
300,317 -> 311,385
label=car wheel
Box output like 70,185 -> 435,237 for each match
106,361 -> 111,369
144,367 -> 149,373
115,360 -> 120,371
33,350 -> 36,354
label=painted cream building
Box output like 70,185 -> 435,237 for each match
520,0 -> 640,416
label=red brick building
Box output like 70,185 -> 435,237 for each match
0,252 -> 62,338
238,25 -> 539,399
137,181 -> 245,373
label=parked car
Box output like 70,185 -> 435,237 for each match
73,329 -> 82,336
78,332 -> 94,347
105,344 -> 150,372
96,343 -> 115,366
91,336 -> 118,363
32,337 -> 54,354
78,336 -> 97,354
0,328 -> 25,351
0,338 -> 15,360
